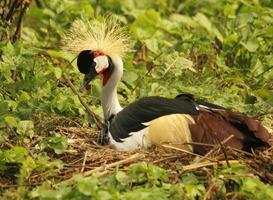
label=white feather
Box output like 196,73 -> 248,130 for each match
109,127 -> 150,151
94,55 -> 109,73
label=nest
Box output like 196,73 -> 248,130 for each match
1,113 -> 273,190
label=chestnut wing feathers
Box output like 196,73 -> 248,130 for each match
190,110 -> 273,154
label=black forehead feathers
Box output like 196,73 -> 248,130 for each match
77,50 -> 95,74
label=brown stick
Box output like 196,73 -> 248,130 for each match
12,1 -> 31,42
0,0 -> 7,19
63,74 -> 103,129
198,135 -> 234,163
83,153 -> 145,176
64,153 -> 144,184
5,0 -> 20,22
213,132 -> 230,168
185,142 -> 215,148
80,151 -> 88,173
152,155 -> 181,164
182,160 -> 239,171
229,147 -> 253,157
161,144 -> 216,162
203,183 -> 218,200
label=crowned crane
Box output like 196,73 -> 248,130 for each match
63,19 -> 273,155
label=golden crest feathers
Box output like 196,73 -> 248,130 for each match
62,17 -> 130,57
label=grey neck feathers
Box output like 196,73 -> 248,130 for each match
101,55 -> 123,120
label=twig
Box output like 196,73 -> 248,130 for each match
229,147 -> 254,157
80,151 -> 88,173
2,141 -> 14,148
83,153 -> 145,176
182,160 -> 239,171
203,183 -> 218,200
96,170 -> 112,177
5,0 -> 19,22
185,142 -> 215,148
152,155 -> 181,164
198,135 -> 234,163
63,74 -> 103,129
63,153 -> 145,184
0,0 -> 7,19
161,144 -> 215,162
12,1 -> 31,42
213,132 -> 230,168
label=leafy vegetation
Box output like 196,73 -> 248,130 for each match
24,163 -> 273,199
0,0 -> 273,199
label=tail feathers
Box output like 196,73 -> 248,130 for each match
220,111 -> 273,151
224,111 -> 273,143
189,110 -> 273,155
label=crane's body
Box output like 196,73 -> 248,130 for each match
63,18 -> 273,155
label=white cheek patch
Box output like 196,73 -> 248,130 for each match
94,55 -> 109,73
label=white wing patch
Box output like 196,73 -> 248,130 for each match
141,121 -> 152,126
109,127 -> 149,151
94,55 -> 109,73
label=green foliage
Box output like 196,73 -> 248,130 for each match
41,134 -> 68,154
28,163 -> 273,200
0,146 -> 62,188
0,146 -> 28,170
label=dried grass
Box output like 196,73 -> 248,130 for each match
1,114 -> 273,189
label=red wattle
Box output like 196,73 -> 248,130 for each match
98,67 -> 107,75
103,74 -> 110,86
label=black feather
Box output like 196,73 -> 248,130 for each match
109,95 -> 199,142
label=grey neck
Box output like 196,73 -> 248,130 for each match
101,55 -> 123,120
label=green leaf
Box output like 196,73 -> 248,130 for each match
223,4 -> 238,18
18,90 -> 31,102
41,134 -> 68,154
224,33 -> 238,46
0,131 -> 4,143
4,116 -> 18,128
116,171 -> 131,185
75,175 -> 99,196
0,101 -> 9,115
255,89 -> 273,105
130,9 -> 161,40
17,120 -> 35,138
251,59 -> 264,75
18,156 -> 37,185
52,67 -> 62,79
194,13 -> 212,32
194,13 -> 223,42
170,14 -> 198,28
123,71 -> 138,84
241,38 -> 259,52
0,146 -> 28,164
144,38 -> 159,53
47,50 -> 75,61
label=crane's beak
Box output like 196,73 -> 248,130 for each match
79,70 -> 97,92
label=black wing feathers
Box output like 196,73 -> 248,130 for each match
110,95 -> 199,142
